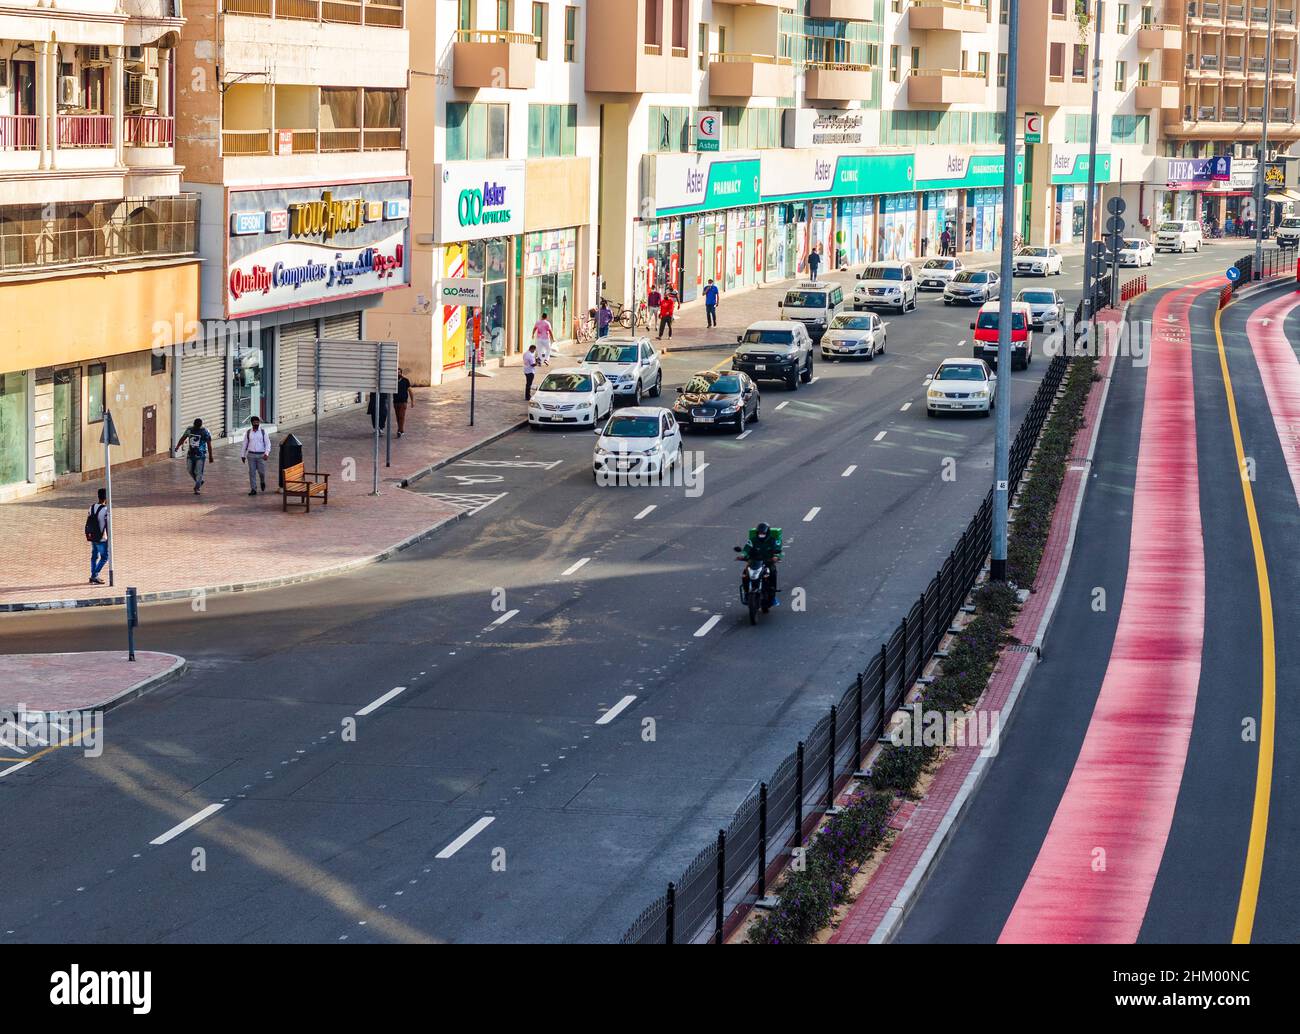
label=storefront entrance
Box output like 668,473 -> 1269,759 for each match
53,368 -> 80,476
523,228 -> 577,347
0,370 -> 28,489
231,333 -> 270,430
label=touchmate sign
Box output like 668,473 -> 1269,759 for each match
438,161 -> 526,242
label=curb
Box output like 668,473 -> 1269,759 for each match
865,308 -> 1127,945
0,508 -> 473,614
6,652 -> 190,719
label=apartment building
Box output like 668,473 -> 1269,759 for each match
1154,0 -> 1300,225
174,0 -> 410,442
0,0 -> 200,502
373,0 -> 600,387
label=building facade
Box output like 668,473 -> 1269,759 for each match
0,0 -> 199,502
174,0 -> 410,441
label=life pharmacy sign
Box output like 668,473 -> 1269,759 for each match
438,160 -> 526,242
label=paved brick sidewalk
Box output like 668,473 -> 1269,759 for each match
0,370 -> 529,611
831,310 -> 1118,944
0,651 -> 185,715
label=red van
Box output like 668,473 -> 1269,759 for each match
971,301 -> 1033,370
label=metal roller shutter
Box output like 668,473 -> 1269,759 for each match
276,317 -> 358,426
178,352 -> 225,440
320,312 -> 364,414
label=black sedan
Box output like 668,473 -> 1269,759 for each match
672,370 -> 760,431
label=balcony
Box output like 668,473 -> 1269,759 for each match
57,116 -> 114,149
1201,54 -> 1220,69
804,62 -> 874,103
1276,57 -> 1296,76
1223,104 -> 1242,118
584,0 -> 693,93
1249,103 -> 1265,118
1224,54 -> 1245,74
1136,80 -> 1181,107
452,29 -> 537,90
220,126 -> 402,155
708,53 -> 795,99
1227,3 -> 1246,20
124,114 -> 175,147
1249,55 -> 1267,72
908,67 -> 987,104
1198,105 -> 1218,118
1138,22 -> 1182,48
907,0 -> 987,33
0,116 -> 39,152
809,0 -> 873,18
1274,104 -> 1294,120
221,0 -> 405,27
1203,2 -> 1222,17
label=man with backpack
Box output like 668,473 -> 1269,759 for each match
174,417 -> 214,495
85,488 -> 109,585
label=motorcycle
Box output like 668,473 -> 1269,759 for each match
734,547 -> 776,625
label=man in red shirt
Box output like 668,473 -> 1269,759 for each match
657,291 -> 676,340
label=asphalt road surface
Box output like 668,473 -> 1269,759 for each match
0,244 -> 1243,943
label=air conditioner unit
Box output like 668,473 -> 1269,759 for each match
58,76 -> 81,106
126,73 -> 159,109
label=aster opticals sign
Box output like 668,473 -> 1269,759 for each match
438,161 -> 526,243
226,179 -> 411,318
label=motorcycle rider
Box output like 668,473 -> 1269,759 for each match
740,522 -> 782,606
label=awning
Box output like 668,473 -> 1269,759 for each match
1267,192 -> 1291,203
1286,189 -> 1300,202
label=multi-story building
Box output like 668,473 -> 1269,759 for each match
174,0 -> 411,441
375,0 -> 600,387
0,0 -> 200,502
1154,0 -> 1300,226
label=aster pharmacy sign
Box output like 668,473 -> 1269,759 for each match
226,179 -> 411,318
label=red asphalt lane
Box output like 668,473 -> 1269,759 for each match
998,281 -> 1216,943
1245,291 -> 1300,509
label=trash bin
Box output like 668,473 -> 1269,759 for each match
278,433 -> 304,490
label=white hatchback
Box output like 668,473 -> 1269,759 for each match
593,408 -> 683,484
528,367 -> 615,428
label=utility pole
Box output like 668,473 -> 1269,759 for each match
991,0 -> 1021,585
1255,0 -> 1274,275
1081,0 -> 1105,321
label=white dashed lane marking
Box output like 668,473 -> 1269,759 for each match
873,431 -> 888,442
842,465 -> 857,477
491,609 -> 519,626
634,505 -> 656,520
803,507 -> 821,522
694,614 -> 723,638
356,686 -> 407,717
150,803 -> 224,846
435,816 -> 496,859
561,558 -> 591,576
775,401 -> 790,411
596,695 -> 637,726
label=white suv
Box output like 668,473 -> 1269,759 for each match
1276,215 -> 1300,248
854,261 -> 918,314
579,336 -> 662,404
1155,220 -> 1203,253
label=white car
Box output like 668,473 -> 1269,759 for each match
528,367 -> 614,428
853,261 -> 918,313
926,358 -> 997,417
579,336 -> 662,404
916,257 -> 964,291
1012,246 -> 1063,277
778,282 -> 845,340
1275,215 -> 1300,248
1155,219 -> 1202,253
943,270 -> 1001,305
592,408 -> 683,484
1015,287 -> 1066,329
821,311 -> 886,361
1118,238 -> 1155,266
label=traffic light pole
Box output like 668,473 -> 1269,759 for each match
1081,0 -> 1105,322
1255,0 -> 1273,274
991,0 -> 1021,585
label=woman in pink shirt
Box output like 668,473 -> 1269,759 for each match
532,312 -> 554,364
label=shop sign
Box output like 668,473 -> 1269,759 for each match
1265,161 -> 1286,188
1024,112 -> 1043,145
783,108 -> 868,149
760,152 -> 913,204
228,234 -> 406,317
915,149 -> 1025,191
439,277 -> 484,307
437,161 -> 526,242
647,152 -> 762,216
695,110 -> 721,152
231,211 -> 265,236
1050,152 -> 1113,184
1166,156 -> 1225,184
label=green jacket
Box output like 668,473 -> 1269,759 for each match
743,528 -> 782,563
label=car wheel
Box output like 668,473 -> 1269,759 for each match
751,401 -> 760,423
652,371 -> 663,397
737,408 -> 746,432
633,381 -> 643,405
788,371 -> 800,391
801,357 -> 813,383
926,407 -> 935,418
866,348 -> 874,362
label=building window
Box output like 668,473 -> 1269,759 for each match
447,102 -> 509,161
648,105 -> 692,153
0,371 -> 29,487
910,46 -> 920,72
533,3 -> 547,59
1000,0 -> 1009,23
459,0 -> 476,31
1072,45 -> 1088,81
565,6 -> 577,61
1115,60 -> 1127,90
1117,2 -> 1129,32
528,103 -> 577,157
87,363 -> 106,424
699,24 -> 708,70
497,0 -> 511,30
1111,113 -> 1150,143
1140,3 -> 1153,26
978,52 -> 989,83
151,352 -> 167,376
890,45 -> 900,83
1064,112 -> 1092,142
997,52 -> 1007,87
1138,60 -> 1151,84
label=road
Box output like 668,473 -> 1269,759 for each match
0,244 -> 1242,943
895,267 -> 1300,945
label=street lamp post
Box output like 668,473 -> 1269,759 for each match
1255,0 -> 1274,275
991,0 -> 1022,585
1080,0 -> 1105,322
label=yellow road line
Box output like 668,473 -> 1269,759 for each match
1214,301 -> 1278,944
0,726 -> 95,766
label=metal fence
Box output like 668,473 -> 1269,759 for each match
621,353 -> 1072,945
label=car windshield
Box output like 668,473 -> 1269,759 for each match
585,343 -> 638,364
936,364 -> 987,381
539,373 -> 591,392
603,415 -> 660,438
785,291 -> 828,306
742,329 -> 795,345
831,314 -> 874,330
684,374 -> 741,394
1020,291 -> 1056,303
1123,239 -> 1146,249
1282,218 -> 1300,228
975,312 -> 1027,330
863,266 -> 904,280
954,271 -> 987,283
1159,222 -> 1185,232
923,259 -> 954,270
1018,247 -> 1050,257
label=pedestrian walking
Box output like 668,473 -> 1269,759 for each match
240,416 -> 271,496
523,344 -> 539,399
393,368 -> 415,437
85,488 -> 109,585
532,311 -> 554,364
657,291 -> 676,339
807,247 -> 821,284
940,227 -> 951,257
647,285 -> 662,316
366,391 -> 389,432
704,279 -> 719,328
597,299 -> 613,338
174,418 -> 214,495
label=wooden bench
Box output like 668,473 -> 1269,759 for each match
282,461 -> 329,513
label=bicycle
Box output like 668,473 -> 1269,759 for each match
575,311 -> 599,343
1011,233 -> 1025,250
610,301 -> 651,331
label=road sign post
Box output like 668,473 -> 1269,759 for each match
100,410 -> 121,588
299,340 -> 398,493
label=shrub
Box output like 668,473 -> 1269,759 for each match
870,741 -> 934,795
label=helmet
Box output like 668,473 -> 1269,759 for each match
755,522 -> 770,539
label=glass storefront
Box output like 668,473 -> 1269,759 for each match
469,238 -> 512,357
0,370 -> 29,488
522,228 -> 577,346
836,197 -> 873,268
878,195 -> 918,262
231,336 -> 269,430
52,368 -> 80,476
645,217 -> 683,298
966,187 -> 1004,253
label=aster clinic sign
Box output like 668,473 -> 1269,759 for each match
437,161 -> 526,243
